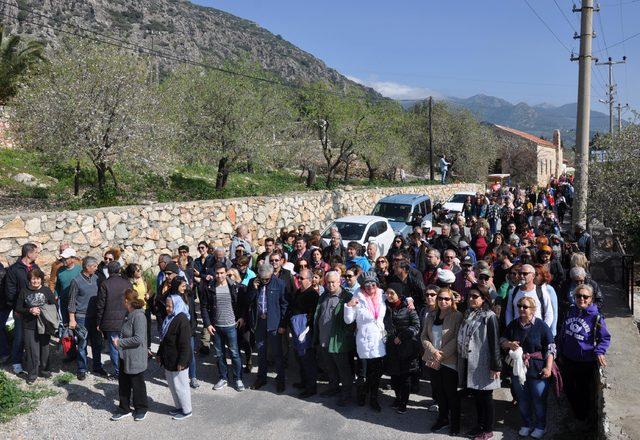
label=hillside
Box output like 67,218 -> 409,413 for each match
403,94 -> 611,146
0,0 -> 375,94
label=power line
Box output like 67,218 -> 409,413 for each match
523,0 -> 573,52
554,0 -> 578,32
593,30 -> 640,52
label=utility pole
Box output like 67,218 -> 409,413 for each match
428,96 -> 434,181
596,56 -> 627,135
616,102 -> 629,133
571,0 -> 597,229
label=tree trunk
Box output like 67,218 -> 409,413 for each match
95,162 -> 107,194
74,159 -> 80,196
365,161 -> 376,183
107,166 -> 118,190
342,161 -> 350,182
325,169 -> 334,188
215,156 -> 229,190
306,167 -> 316,187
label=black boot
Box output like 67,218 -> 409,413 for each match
356,384 -> 366,406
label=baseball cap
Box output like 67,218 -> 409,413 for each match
458,241 -> 469,249
164,262 -> 179,274
476,268 -> 492,278
461,255 -> 474,266
60,248 -> 77,259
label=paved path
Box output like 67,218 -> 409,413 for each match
3,340 -> 575,440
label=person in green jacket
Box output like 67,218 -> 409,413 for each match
313,271 -> 355,407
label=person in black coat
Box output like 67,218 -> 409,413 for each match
2,242 -> 40,375
157,294 -> 193,419
14,268 -> 56,383
96,261 -> 132,377
383,283 -> 421,414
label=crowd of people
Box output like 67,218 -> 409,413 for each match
0,179 -> 611,439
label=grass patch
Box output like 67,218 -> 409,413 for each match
53,372 -> 75,387
0,371 -> 56,423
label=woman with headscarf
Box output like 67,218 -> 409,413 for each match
157,293 -> 193,420
344,271 -> 387,412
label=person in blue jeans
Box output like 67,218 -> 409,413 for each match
200,264 -> 247,391
246,263 -> 288,392
501,296 -> 555,440
68,257 -> 108,380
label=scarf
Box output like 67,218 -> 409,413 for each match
160,294 -> 190,340
458,307 -> 488,359
364,291 -> 381,320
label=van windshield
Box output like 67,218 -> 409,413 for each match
371,203 -> 411,222
448,194 -> 470,204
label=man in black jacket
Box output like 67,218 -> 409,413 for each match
2,243 -> 39,375
96,261 -> 132,377
322,232 -> 346,264
201,264 -> 246,392
0,261 -> 7,364
268,250 -> 295,297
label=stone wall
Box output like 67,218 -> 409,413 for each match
0,183 -> 482,271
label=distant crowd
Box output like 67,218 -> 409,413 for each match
0,175 -> 609,439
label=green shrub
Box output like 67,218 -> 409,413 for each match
0,371 -> 56,423
53,372 -> 75,387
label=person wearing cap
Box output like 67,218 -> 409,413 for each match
458,241 -> 477,265
453,255 -> 476,304
48,242 -> 70,291
55,247 -> 82,328
344,271 -> 387,412
436,268 -> 456,289
96,261 -> 133,377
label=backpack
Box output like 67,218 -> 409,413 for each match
508,284 -> 546,321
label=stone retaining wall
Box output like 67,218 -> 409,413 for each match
0,183 -> 482,271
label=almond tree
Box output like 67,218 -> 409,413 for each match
13,41 -> 169,195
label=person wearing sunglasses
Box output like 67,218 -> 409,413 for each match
386,235 -> 406,261
456,286 -> 501,440
421,287 -> 463,435
559,284 -> 610,431
344,271 -> 387,412
343,268 -> 360,294
500,296 -> 555,439
504,264 -> 554,331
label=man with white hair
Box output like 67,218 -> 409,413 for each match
230,224 -> 254,257
505,264 -> 554,328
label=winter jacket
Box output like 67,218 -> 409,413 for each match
200,278 -> 245,328
559,304 -> 610,363
1,259 -> 39,311
117,308 -> 148,375
344,289 -> 387,359
502,318 -> 554,379
322,244 -> 346,264
456,307 -> 501,390
384,299 -> 420,376
421,309 -> 463,368
157,313 -> 192,371
246,275 -> 288,331
313,288 -> 355,354
96,275 -> 132,332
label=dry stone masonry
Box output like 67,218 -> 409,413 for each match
0,183 -> 482,271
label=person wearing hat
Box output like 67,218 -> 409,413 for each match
436,268 -> 456,289
458,241 -> 477,265
453,255 -> 475,304
344,271 -> 387,411
96,261 -> 133,377
55,247 -> 81,328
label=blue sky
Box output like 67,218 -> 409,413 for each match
194,1 -> 639,110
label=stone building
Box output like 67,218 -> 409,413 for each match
493,125 -> 564,187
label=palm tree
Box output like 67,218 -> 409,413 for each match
0,24 -> 45,105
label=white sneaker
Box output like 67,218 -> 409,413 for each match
518,427 -> 532,437
530,428 -> 546,439
428,404 -> 439,412
213,379 -> 227,390
236,380 -> 245,391
12,363 -> 23,374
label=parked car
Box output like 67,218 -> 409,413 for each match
371,194 -> 432,237
321,215 -> 396,257
441,190 -> 477,220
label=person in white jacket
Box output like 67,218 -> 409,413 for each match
344,271 -> 387,412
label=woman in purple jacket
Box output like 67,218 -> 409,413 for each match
559,283 -> 610,429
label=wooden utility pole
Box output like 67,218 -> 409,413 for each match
428,96 -> 434,181
571,0 -> 596,228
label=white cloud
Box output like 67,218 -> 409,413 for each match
347,75 -> 443,101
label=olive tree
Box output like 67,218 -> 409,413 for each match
161,64 -> 291,189
13,41 -> 169,194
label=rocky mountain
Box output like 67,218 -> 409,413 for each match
403,94 -> 611,146
0,0 -> 375,94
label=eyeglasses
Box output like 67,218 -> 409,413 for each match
517,304 -> 530,309
363,282 -> 377,287
345,275 -> 354,279
519,271 -> 534,276
437,297 -> 452,302
479,275 -> 490,281
444,255 -> 455,259
426,292 -> 437,297
574,294 -> 592,300
469,294 -> 481,300
376,260 -> 386,264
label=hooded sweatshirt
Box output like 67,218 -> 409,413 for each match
560,303 -> 611,362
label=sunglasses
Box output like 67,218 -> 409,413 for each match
376,260 -> 386,264
437,297 -> 452,302
426,293 -> 437,297
479,275 -> 490,281
519,272 -> 534,276
345,275 -> 354,279
517,304 -> 530,309
469,294 -> 481,300
269,258 -> 281,263
574,294 -> 592,300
